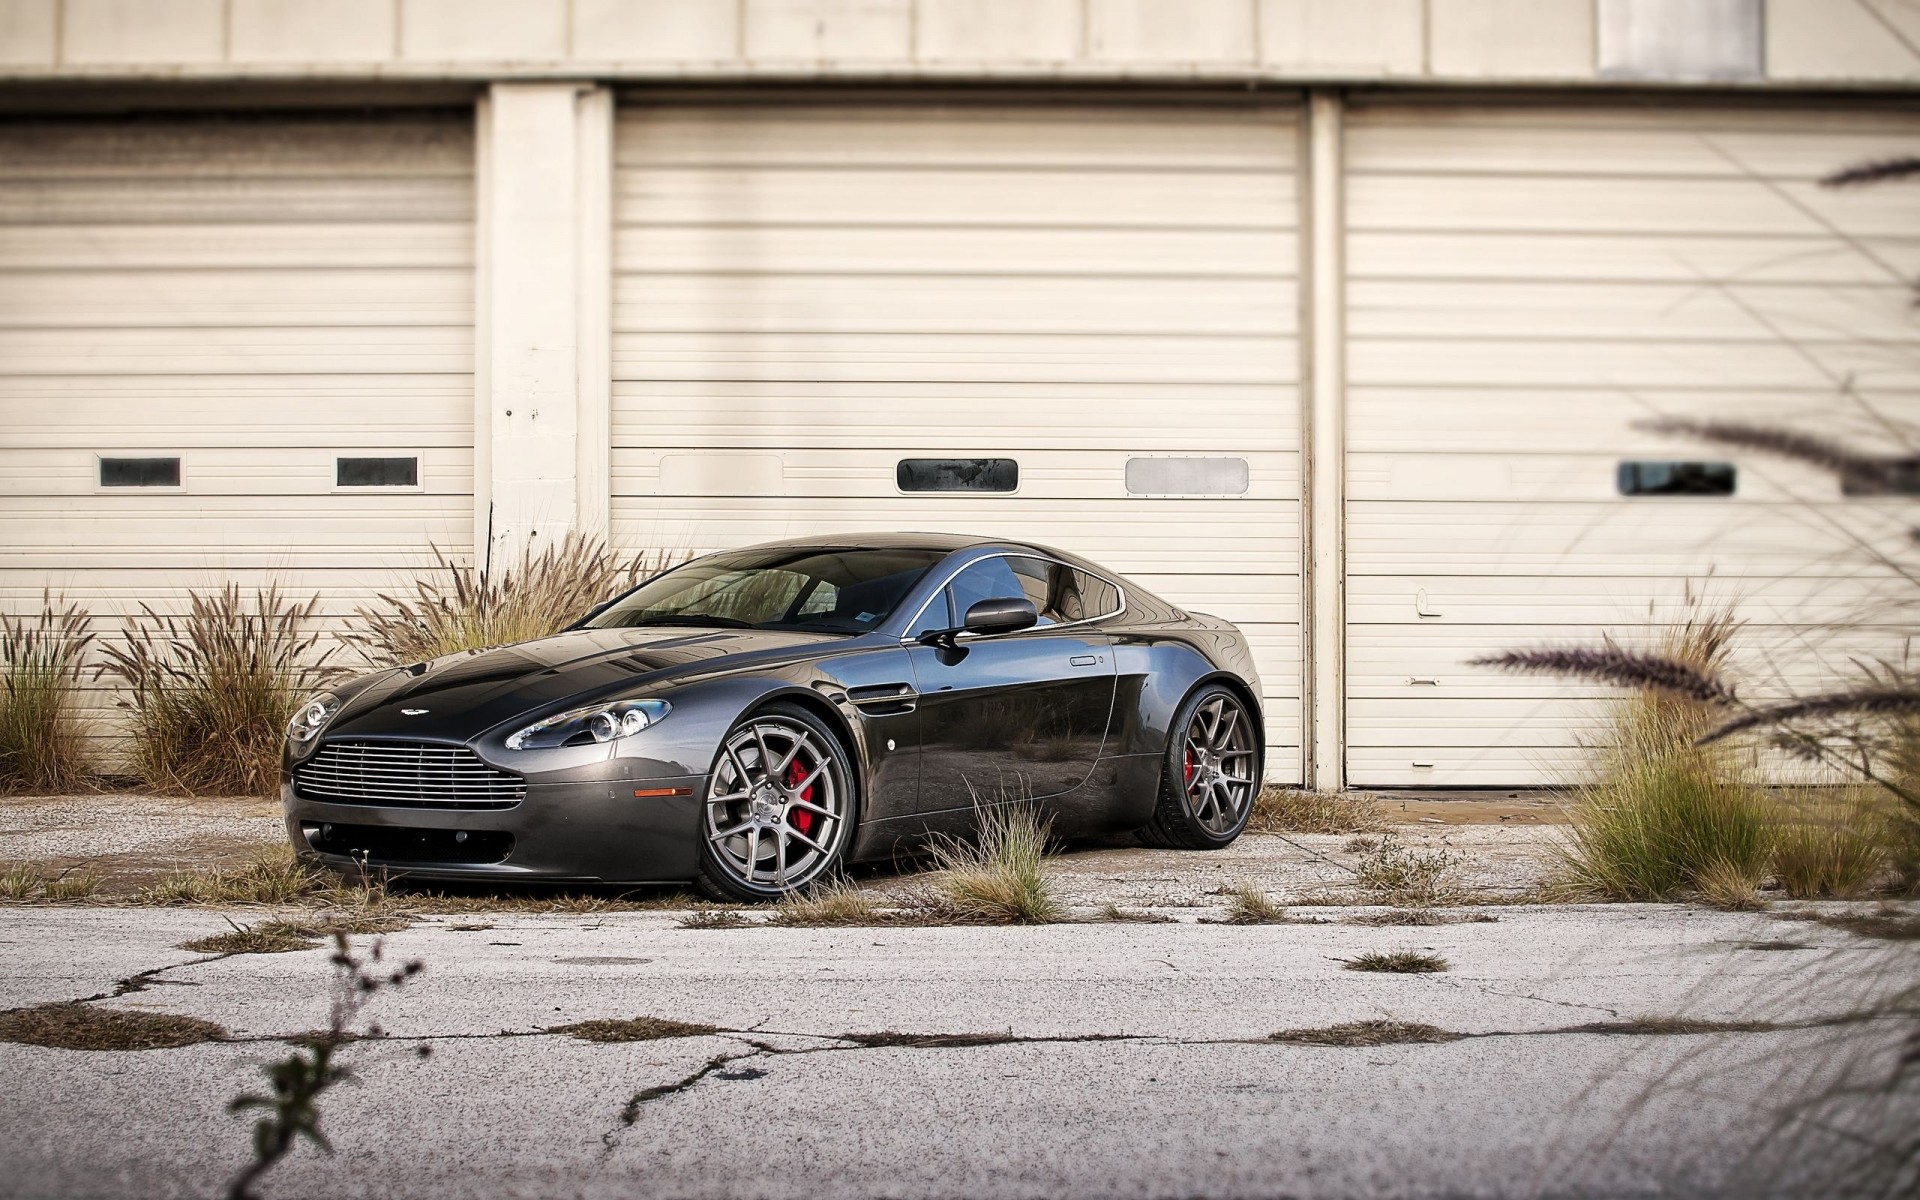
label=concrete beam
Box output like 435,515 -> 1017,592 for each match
474,82 -> 612,573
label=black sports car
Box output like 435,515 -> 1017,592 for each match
283,534 -> 1265,901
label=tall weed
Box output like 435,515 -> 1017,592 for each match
1554,608 -> 1774,903
97,584 -> 335,796
0,592 -> 96,793
346,533 -> 685,666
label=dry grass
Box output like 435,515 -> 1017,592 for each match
1773,787 -> 1895,900
1344,909 -> 1498,927
1561,1016 -> 1780,1036
1270,1020 -> 1463,1046
550,1016 -> 721,1042
839,1031 -> 1020,1049
677,908 -> 749,929
1354,834 -> 1462,907
923,804 -> 1065,925
97,583 -> 336,797
1210,882 -> 1311,925
347,534 -> 686,666
0,1002 -> 225,1050
1695,858 -> 1770,910
0,592 -> 96,794
179,912 -> 410,955
1552,609 -> 1777,904
768,878 -> 889,927
1246,787 -> 1385,834
39,869 -> 98,902
1344,950 -> 1450,974
142,845 -> 328,906
0,862 -> 38,900
0,863 -> 100,902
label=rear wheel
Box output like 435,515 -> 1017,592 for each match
1136,684 -> 1260,850
695,703 -> 857,902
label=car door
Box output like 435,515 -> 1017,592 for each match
905,554 -> 1118,815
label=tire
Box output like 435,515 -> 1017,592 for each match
1136,683 -> 1261,850
694,702 -> 859,902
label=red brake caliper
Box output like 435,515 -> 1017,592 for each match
785,756 -> 816,835
1183,748 -> 1195,784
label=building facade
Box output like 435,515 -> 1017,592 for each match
3,0 -> 1917,787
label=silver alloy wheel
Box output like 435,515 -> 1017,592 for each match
1180,694 -> 1257,835
703,717 -> 846,891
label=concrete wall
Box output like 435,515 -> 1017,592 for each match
0,0 -> 1914,86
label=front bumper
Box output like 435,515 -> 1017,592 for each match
282,774 -> 709,885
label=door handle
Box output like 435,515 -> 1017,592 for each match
1069,655 -> 1100,667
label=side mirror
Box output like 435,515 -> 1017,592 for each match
962,597 -> 1038,636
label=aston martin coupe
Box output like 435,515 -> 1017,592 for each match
283,534 -> 1265,901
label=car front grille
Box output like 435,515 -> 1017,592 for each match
294,741 -> 525,810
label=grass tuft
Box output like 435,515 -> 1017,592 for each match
347,534 -> 686,666
1550,608 -> 1776,904
142,846 -> 328,906
1247,787 -> 1385,834
1217,882 -> 1294,924
550,1016 -> 721,1043
677,908 -> 749,929
1354,834 -> 1461,907
1270,1020 -> 1462,1046
769,878 -> 887,927
924,805 -> 1065,925
179,913 -> 409,956
1344,950 -> 1450,974
0,592 -> 96,794
97,584 -> 336,797
0,1002 -> 225,1051
1772,787 -> 1894,900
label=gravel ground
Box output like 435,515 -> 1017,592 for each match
0,791 -> 1563,904
0,794 -> 283,889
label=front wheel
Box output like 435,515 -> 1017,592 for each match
1136,684 -> 1261,850
694,703 -> 858,902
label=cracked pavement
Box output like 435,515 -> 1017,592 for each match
1,903 -> 1914,1199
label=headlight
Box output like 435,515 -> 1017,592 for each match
286,692 -> 342,746
505,698 -> 671,751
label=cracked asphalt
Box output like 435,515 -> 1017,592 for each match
2,904 -> 1913,1199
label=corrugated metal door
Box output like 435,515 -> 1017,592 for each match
1345,100 -> 1920,786
0,112 -> 475,742
612,99 -> 1306,780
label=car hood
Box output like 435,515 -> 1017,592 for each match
325,626 -> 847,742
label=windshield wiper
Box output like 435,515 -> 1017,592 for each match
624,614 -> 756,630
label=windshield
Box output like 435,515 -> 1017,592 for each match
585,547 -> 948,635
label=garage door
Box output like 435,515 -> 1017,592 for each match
1345,100 -> 1920,786
0,111 -> 475,747
611,99 -> 1305,780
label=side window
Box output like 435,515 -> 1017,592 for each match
1010,557 -> 1122,624
947,557 -> 1040,627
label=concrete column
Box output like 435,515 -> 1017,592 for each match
473,81 -> 613,573
1303,89 -> 1346,792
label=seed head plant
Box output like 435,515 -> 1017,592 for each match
0,592 -> 97,793
97,584 -> 335,796
347,533 -> 686,666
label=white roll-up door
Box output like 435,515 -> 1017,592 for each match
612,98 -> 1305,779
0,111 -> 475,743
1345,100 -> 1920,786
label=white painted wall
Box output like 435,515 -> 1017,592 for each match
1,0 -> 1917,86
